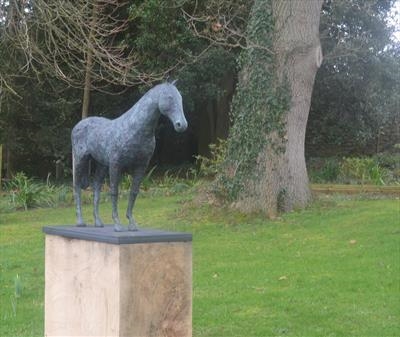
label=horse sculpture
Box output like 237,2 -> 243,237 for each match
71,81 -> 187,232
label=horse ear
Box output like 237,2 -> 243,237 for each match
171,79 -> 178,86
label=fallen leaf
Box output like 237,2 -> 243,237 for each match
349,240 -> 357,245
279,275 -> 288,281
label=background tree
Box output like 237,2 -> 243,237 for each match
10,0 -> 166,119
307,0 -> 399,156
0,0 -> 238,177
1,0 -> 34,178
1,0 -> 138,176
216,0 -> 324,216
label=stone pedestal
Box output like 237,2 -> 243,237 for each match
43,226 -> 192,337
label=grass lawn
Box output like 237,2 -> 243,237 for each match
0,192 -> 399,337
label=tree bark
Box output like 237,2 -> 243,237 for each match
81,49 -> 93,119
234,0 -> 323,216
81,1 -> 98,120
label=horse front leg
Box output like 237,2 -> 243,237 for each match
109,165 -> 123,232
126,168 -> 145,231
93,164 -> 107,227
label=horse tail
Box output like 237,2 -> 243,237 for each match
72,152 -> 90,190
71,124 -> 90,190
72,130 -> 79,189
72,150 -> 76,188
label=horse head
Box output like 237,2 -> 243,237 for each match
158,82 -> 188,133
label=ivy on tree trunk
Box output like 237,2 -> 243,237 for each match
217,0 -> 324,217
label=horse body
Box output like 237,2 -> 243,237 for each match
71,82 -> 187,231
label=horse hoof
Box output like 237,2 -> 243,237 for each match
128,225 -> 139,232
114,224 -> 125,232
76,222 -> 87,227
94,222 -> 104,228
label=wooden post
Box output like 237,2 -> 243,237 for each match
43,226 -> 192,337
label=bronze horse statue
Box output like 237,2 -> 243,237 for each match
71,81 -> 187,231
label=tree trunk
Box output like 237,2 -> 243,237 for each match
81,49 -> 93,119
271,0 -> 323,213
224,0 -> 323,217
81,1 -> 98,119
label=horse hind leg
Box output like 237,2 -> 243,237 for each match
72,153 -> 91,227
93,163 -> 107,227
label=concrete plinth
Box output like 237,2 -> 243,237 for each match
43,225 -> 192,337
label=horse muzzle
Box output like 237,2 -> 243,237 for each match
174,119 -> 188,133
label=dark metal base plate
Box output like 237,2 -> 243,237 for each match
43,225 -> 192,245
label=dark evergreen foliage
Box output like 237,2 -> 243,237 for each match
0,0 -> 398,180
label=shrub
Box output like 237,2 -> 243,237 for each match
307,155 -> 400,185
339,157 -> 387,185
118,166 -> 158,192
7,172 -> 50,210
307,157 -> 340,183
195,139 -> 227,178
6,172 -> 71,210
373,152 -> 400,183
374,152 -> 400,170
141,166 -> 158,191
52,184 -> 73,206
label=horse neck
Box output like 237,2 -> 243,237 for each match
125,88 -> 160,132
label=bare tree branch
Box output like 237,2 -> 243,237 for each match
7,0 -> 178,92
181,0 -> 273,54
